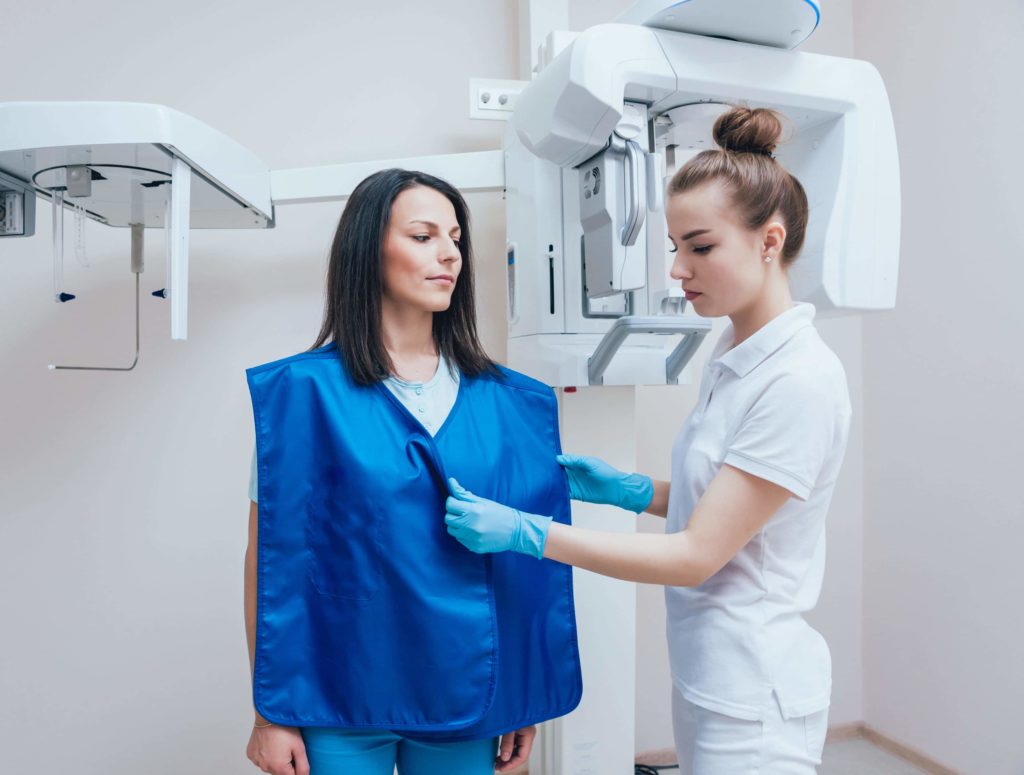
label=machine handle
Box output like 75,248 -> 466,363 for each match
620,140 -> 646,246
646,151 -> 664,212
587,315 -> 712,386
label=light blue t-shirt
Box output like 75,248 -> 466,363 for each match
249,356 -> 460,502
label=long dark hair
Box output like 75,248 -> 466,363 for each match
309,168 -> 497,385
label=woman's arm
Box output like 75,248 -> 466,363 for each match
244,501 -> 261,711
543,464 -> 791,586
245,501 -> 310,775
642,479 -> 671,518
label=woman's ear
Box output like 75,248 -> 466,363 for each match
762,220 -> 787,261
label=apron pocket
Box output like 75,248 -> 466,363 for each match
305,498 -> 383,601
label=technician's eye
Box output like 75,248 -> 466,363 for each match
693,245 -> 713,255
412,235 -> 430,242
668,246 -> 678,253
452,239 -> 462,247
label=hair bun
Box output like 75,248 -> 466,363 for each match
713,106 -> 782,157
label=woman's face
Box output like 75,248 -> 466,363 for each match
665,180 -> 783,319
381,185 -> 463,314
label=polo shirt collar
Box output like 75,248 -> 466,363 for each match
711,303 -> 816,377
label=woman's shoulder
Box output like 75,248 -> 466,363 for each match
784,326 -> 846,377
771,331 -> 851,415
472,363 -> 557,400
246,343 -> 341,377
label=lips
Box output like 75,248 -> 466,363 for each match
684,290 -> 702,301
427,275 -> 454,285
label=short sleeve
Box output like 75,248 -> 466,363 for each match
248,445 -> 259,503
723,376 -> 842,501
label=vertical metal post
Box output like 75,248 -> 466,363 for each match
168,157 -> 190,340
52,189 -> 64,301
130,224 -> 145,274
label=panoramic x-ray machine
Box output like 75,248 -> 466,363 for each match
0,0 -> 898,770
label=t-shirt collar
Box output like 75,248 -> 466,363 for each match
711,303 -> 816,378
385,354 -> 451,389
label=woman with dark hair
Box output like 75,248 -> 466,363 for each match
445,107 -> 851,775
243,169 -> 579,775
308,169 -> 495,387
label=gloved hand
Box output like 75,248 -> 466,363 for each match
444,478 -> 553,559
556,454 -> 654,513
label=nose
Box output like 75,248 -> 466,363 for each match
669,251 -> 693,283
439,235 -> 461,264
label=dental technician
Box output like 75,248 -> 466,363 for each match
445,106 -> 852,774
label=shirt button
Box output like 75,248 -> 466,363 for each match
415,387 -> 423,395
418,406 -> 425,413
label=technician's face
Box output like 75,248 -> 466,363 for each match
665,180 -> 769,319
381,186 -> 463,314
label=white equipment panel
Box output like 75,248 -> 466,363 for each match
0,101 -> 273,230
0,102 -> 274,342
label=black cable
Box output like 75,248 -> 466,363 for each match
635,763 -> 680,774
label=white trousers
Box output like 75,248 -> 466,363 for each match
672,688 -> 828,775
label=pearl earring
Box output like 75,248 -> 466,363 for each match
764,255 -> 773,263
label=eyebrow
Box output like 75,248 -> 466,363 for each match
409,219 -> 461,233
680,228 -> 711,241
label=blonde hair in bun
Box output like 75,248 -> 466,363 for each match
668,105 -> 808,265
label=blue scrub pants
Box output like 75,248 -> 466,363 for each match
301,728 -> 499,775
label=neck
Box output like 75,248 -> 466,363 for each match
380,297 -> 436,367
729,279 -> 793,347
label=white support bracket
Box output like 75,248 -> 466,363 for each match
269,150 -> 505,205
169,156 -> 190,341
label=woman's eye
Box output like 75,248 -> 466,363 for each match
412,235 -> 430,242
668,246 -> 678,254
693,245 -> 713,254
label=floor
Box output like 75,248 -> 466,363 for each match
821,738 -> 933,775
628,737 -> 936,775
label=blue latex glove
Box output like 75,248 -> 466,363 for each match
556,454 -> 654,513
444,478 -> 553,560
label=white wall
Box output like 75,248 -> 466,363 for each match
855,2 -> 1024,773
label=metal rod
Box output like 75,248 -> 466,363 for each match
49,235 -> 143,373
52,188 -> 64,301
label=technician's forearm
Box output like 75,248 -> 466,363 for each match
641,479 -> 671,517
542,522 -> 706,586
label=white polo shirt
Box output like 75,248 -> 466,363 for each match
665,303 -> 851,721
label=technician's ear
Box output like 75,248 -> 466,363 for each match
762,221 -> 787,261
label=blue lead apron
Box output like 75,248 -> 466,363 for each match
246,344 -> 582,740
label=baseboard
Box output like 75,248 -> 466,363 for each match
826,721 -> 863,741
858,724 -> 961,775
634,723 -> 960,775
635,748 -> 678,766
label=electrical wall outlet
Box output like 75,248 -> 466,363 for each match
469,78 -> 528,120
